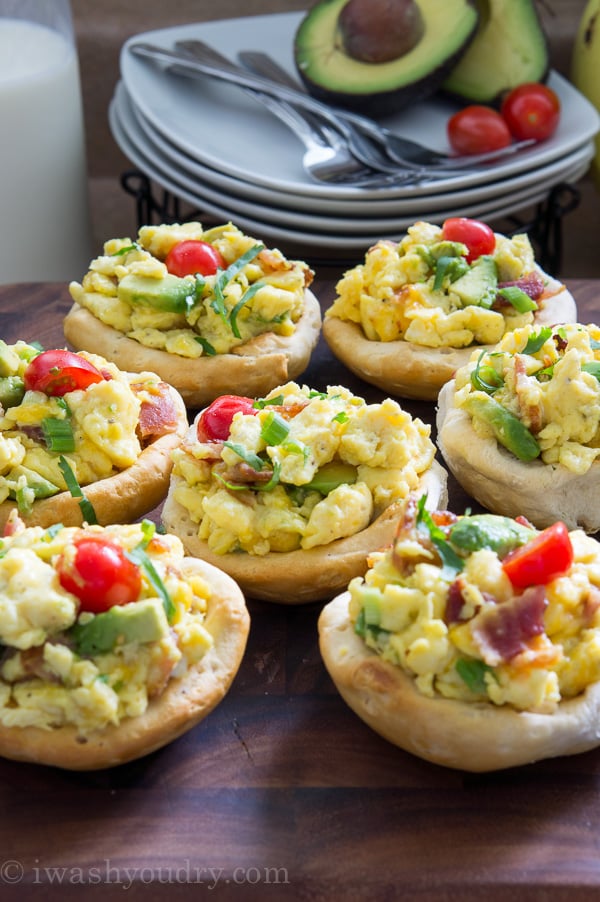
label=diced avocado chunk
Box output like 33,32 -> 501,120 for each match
450,255 -> 498,308
70,598 -> 170,657
117,273 -> 199,313
304,461 -> 358,494
463,393 -> 540,461
0,375 -> 25,408
8,465 -> 60,499
0,340 -> 20,377
449,514 -> 536,557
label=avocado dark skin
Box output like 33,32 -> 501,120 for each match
294,0 -> 479,116
442,0 -> 550,104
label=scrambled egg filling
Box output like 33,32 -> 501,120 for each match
0,522 -> 214,733
0,341 -> 163,513
349,504 -> 600,714
453,322 -> 600,474
69,221 -> 314,357
171,382 -> 435,555
326,220 -> 541,348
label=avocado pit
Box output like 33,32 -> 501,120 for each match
338,0 -> 425,64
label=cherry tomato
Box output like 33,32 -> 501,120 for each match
197,395 -> 257,442
24,349 -> 105,397
58,536 -> 142,613
442,217 -> 496,263
164,240 -> 225,278
447,105 -> 512,156
501,83 -> 560,142
502,521 -> 574,589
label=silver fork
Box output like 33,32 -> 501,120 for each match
173,39 -> 404,175
237,50 -> 537,171
129,41 -> 434,176
129,41 -> 535,172
171,40 -> 381,183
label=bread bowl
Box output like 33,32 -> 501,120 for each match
436,321 -> 600,532
64,221 -> 321,407
319,495 -> 600,771
162,382 -> 448,603
0,342 -> 187,530
0,519 -> 249,769
322,218 -> 577,400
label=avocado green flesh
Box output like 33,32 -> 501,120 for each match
451,255 -> 498,308
294,0 -> 479,113
442,0 -> 549,103
70,599 -> 169,657
117,273 -> 197,313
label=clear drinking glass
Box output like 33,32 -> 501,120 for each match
0,0 -> 93,284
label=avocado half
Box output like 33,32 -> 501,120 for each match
293,0 -> 479,116
442,0 -> 550,104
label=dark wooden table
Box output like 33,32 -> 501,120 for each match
1,277 -> 599,902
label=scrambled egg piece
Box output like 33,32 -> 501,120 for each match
0,521 -> 214,733
69,221 -> 314,357
0,342 -> 164,513
349,501 -> 600,714
453,322 -> 600,474
171,382 -> 436,555
326,220 -> 541,349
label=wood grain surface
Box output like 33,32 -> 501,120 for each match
1,277 -> 599,902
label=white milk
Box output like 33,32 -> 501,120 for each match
0,18 -> 93,284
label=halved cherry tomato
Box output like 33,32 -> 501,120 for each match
58,536 -> 142,613
502,521 -> 574,589
447,105 -> 512,156
165,240 -> 226,278
442,217 -> 496,263
197,395 -> 257,442
501,83 -> 560,143
24,349 -> 105,397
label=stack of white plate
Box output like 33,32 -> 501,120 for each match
110,11 -> 599,255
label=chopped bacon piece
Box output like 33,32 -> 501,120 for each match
133,382 -> 181,439
498,272 -> 545,300
470,585 -> 548,666
3,510 -> 26,537
445,578 -> 467,624
225,462 -> 274,485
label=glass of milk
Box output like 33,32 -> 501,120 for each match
0,0 -> 93,284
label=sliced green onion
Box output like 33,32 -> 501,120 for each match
255,461 -> 281,492
470,351 -> 504,395
111,243 -> 140,257
194,336 -> 217,356
523,326 -> 552,355
58,455 -> 97,525
455,658 -> 494,694
433,254 -> 468,292
582,361 -> 600,381
497,285 -> 537,313
260,411 -> 290,446
416,495 -> 464,578
223,441 -> 264,470
332,411 -> 349,424
229,281 -> 264,339
126,543 -> 175,622
42,417 -> 75,453
254,394 -> 284,409
211,243 -> 264,335
590,338 -> 600,350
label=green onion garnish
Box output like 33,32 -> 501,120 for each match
42,417 -> 75,453
126,542 -> 175,622
455,658 -> 494,694
416,495 -> 464,578
260,411 -> 290,446
194,336 -> 217,356
523,326 -> 552,355
470,351 -> 504,395
223,442 -> 264,470
58,455 -> 97,525
582,361 -> 600,382
497,285 -> 537,313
